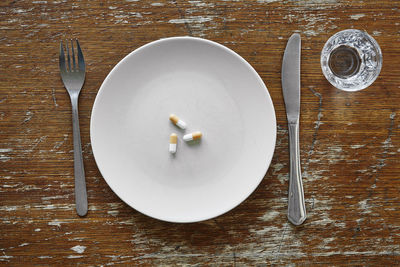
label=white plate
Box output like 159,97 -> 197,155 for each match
91,37 -> 276,223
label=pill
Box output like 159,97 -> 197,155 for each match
169,114 -> 186,129
169,133 -> 177,154
183,131 -> 202,142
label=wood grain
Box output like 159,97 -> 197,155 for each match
1,0 -> 400,265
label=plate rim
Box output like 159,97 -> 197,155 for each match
90,36 -> 277,223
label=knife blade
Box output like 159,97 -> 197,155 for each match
282,33 -> 301,124
281,33 -> 306,225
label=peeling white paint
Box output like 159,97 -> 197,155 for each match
28,135 -> 48,153
48,219 -> 67,227
119,219 -> 135,225
33,204 -> 73,210
312,214 -> 334,226
382,137 -> 393,147
128,12 -> 142,18
38,256 -> 52,259
13,8 -> 29,14
0,206 -> 17,211
277,173 -> 288,184
108,203 -> 123,209
17,185 -> 41,191
303,170 -> 325,182
295,0 -> 337,5
88,205 -> 99,211
67,255 -> 84,258
70,238 -> 85,243
108,210 -> 119,217
52,134 -> 68,151
0,155 -> 11,162
312,198 -> 332,211
51,88 -> 58,107
169,16 -> 213,24
188,0 -> 214,7
350,14 -> 365,20
250,226 -> 280,235
71,245 -> 86,254
271,163 -> 284,174
23,111 -> 33,123
350,144 -> 365,149
257,0 -> 280,3
303,29 -> 319,36
42,194 -> 69,201
259,210 -> 280,221
359,199 -> 372,214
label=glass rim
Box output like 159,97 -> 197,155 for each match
320,29 -> 382,92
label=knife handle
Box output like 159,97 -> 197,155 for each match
287,122 -> 306,225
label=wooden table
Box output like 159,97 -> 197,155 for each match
1,0 -> 399,265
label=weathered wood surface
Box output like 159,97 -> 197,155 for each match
1,0 -> 400,265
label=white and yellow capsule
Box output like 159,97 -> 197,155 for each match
169,133 -> 177,154
183,131 -> 202,142
169,114 -> 186,129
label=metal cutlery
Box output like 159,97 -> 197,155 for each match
59,39 -> 88,216
281,33 -> 306,225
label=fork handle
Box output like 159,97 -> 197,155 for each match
70,94 -> 88,216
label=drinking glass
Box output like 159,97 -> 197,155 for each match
321,29 -> 382,91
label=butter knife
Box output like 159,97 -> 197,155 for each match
281,33 -> 306,225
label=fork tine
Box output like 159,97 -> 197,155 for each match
71,39 -> 76,72
66,40 -> 71,72
59,40 -> 66,72
76,39 -> 85,72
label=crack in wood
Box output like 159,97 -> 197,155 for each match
51,88 -> 58,108
308,87 -> 323,157
302,87 -> 323,183
369,109 -> 397,189
274,222 -> 288,259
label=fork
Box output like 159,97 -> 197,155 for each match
59,39 -> 88,216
